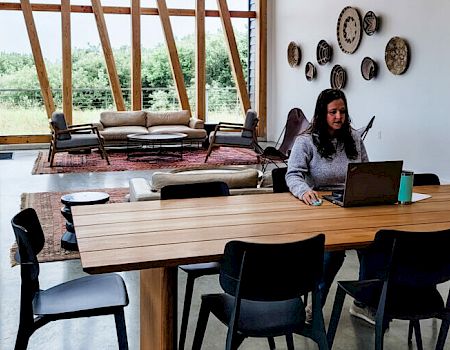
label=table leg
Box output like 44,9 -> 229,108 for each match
140,267 -> 178,350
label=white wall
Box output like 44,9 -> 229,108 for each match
267,0 -> 450,183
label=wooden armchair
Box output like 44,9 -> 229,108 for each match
48,112 -> 109,166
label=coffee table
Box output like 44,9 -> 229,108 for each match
60,191 -> 110,251
127,133 -> 188,161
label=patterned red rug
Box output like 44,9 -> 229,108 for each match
10,188 -> 128,266
32,148 -> 260,174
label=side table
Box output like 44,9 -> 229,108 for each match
60,191 -> 110,251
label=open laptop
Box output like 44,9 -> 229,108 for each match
322,161 -> 403,207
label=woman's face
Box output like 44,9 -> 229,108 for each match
326,98 -> 346,135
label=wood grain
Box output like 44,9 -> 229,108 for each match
255,0 -> 267,138
61,0 -> 72,123
130,0 -> 142,110
195,0 -> 206,120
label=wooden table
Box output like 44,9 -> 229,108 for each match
72,185 -> 450,350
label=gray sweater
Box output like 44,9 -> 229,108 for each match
286,131 -> 368,199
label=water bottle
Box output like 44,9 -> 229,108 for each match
398,170 -> 414,204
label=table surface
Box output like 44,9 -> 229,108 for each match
73,185 -> 450,274
127,133 -> 187,142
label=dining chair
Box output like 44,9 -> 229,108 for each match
271,167 -> 289,193
327,228 -> 450,350
204,109 -> 262,162
11,208 -> 129,350
160,181 -> 230,350
48,112 -> 109,166
413,173 -> 440,186
259,108 -> 309,172
192,234 -> 329,350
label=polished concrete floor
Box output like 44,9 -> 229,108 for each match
0,149 -> 448,350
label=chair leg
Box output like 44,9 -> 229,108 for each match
114,309 -> 129,350
192,301 -> 211,350
14,323 -> 32,350
407,321 -> 414,343
435,318 -> 449,350
99,143 -> 110,165
49,149 -> 56,167
326,286 -> 346,348
204,142 -> 214,162
285,333 -> 295,350
267,337 -> 276,350
410,320 -> 423,350
179,274 -> 196,350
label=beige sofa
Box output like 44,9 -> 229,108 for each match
129,166 -> 273,201
95,110 -> 207,146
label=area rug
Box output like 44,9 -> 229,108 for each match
10,187 -> 128,266
32,148 -> 260,175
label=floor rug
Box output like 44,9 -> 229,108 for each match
10,188 -> 128,266
32,148 -> 260,175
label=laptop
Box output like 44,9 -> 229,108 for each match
322,161 -> 403,207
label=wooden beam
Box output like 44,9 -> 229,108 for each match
0,135 -> 51,144
195,0 -> 206,120
255,0 -> 267,138
91,0 -> 126,111
216,0 -> 251,115
61,0 -> 72,124
20,0 -> 55,119
131,0 -> 142,110
0,3 -> 257,18
157,0 -> 191,114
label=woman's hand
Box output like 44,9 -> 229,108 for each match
302,190 -> 320,205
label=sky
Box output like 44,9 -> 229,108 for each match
0,0 -> 248,61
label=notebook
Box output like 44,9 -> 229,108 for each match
322,161 -> 403,207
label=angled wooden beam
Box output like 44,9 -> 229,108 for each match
195,0 -> 206,120
255,0 -> 267,138
131,0 -> 142,110
156,0 -> 191,114
20,0 -> 55,119
216,0 -> 251,115
61,0 -> 73,124
91,0 -> 125,111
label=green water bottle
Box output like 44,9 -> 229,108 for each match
398,170 -> 414,204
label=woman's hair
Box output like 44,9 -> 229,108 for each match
308,89 -> 358,159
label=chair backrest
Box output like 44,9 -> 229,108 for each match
160,181 -> 230,200
11,208 -> 45,297
219,234 -> 325,301
278,108 -> 310,156
51,112 -> 71,140
241,109 -> 259,138
357,115 -> 375,141
413,173 -> 440,186
367,229 -> 450,288
272,167 -> 289,193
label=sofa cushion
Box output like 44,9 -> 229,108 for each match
100,111 -> 147,127
150,167 -> 259,191
148,125 -> 207,139
101,126 -> 149,141
146,110 -> 190,127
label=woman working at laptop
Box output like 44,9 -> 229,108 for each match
286,89 -> 374,323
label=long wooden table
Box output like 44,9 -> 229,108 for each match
72,185 -> 450,350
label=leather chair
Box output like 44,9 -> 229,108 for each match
48,112 -> 109,166
192,235 -> 329,350
205,109 -> 262,162
11,208 -> 129,350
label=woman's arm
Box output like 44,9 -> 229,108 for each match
285,136 -> 314,200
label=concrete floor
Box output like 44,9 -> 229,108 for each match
0,149 -> 448,350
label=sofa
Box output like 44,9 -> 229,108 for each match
95,110 -> 207,146
129,166 -> 273,201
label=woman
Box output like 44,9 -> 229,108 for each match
286,89 -> 371,319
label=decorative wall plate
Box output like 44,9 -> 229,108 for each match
316,40 -> 332,65
305,62 -> 317,81
330,65 -> 347,89
361,57 -> 378,80
287,41 -> 301,67
363,11 -> 379,36
385,37 -> 409,75
337,6 -> 362,54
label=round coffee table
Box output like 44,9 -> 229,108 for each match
60,191 -> 110,251
127,133 -> 188,161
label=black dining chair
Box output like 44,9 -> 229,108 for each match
271,167 -> 289,193
327,228 -> 450,350
11,208 -> 129,350
160,181 -> 230,350
413,173 -> 440,186
192,234 -> 329,350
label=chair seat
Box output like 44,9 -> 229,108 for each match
209,131 -> 253,146
202,293 -> 305,337
339,279 -> 445,318
33,273 -> 128,316
179,262 -> 220,277
261,146 -> 288,160
56,133 -> 101,148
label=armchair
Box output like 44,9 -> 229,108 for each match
48,112 -> 110,166
204,109 -> 262,162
